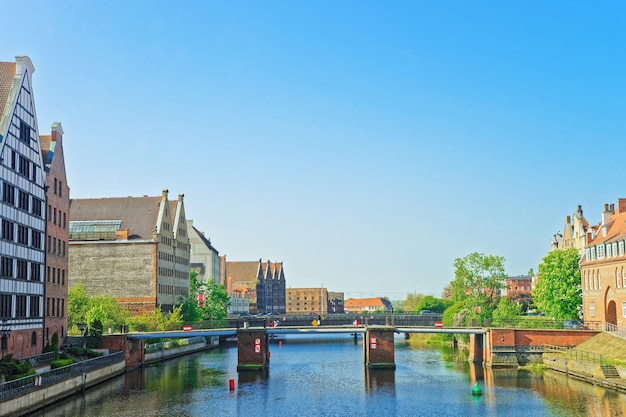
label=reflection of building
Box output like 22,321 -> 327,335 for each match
0,56 -> 47,358
225,259 -> 286,314
187,220 -> 220,285
580,199 -> 626,327
69,190 -> 190,315
344,297 -> 393,313
286,288 -> 328,315
40,123 -> 70,346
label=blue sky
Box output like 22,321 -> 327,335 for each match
2,1 -> 625,299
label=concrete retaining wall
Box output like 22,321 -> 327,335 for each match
0,360 -> 126,417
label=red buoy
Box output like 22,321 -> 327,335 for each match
229,379 -> 235,391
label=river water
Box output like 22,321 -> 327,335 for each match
31,334 -> 626,417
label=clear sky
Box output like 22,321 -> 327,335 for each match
2,1 -> 625,299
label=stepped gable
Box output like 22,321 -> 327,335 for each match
70,196 -> 162,240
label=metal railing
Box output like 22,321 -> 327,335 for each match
544,344 -> 606,365
0,351 -> 124,400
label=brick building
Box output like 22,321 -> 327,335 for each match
40,122 -> 70,345
225,259 -> 285,314
580,199 -> 626,327
68,190 -> 190,315
551,204 -> 594,254
0,56 -> 47,358
502,275 -> 533,297
286,287 -> 328,315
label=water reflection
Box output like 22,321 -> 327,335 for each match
365,368 -> 396,394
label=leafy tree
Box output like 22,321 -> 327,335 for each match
400,293 -> 425,312
507,292 -> 533,313
68,282 -> 129,334
415,295 -> 452,313
68,283 -> 91,330
180,272 -> 230,322
492,297 -> 523,319
534,248 -> 582,319
451,252 -> 507,303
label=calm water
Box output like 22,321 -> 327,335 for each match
32,334 -> 626,417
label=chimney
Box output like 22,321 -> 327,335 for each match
602,203 -> 613,225
565,215 -> 571,224
619,198 -> 626,214
162,189 -> 169,199
178,193 -> 184,202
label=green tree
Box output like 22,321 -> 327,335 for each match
451,252 -> 507,303
492,297 -> 523,319
400,293 -> 425,312
68,282 -> 129,334
415,295 -> 452,313
199,280 -> 230,321
68,283 -> 90,330
534,248 -> 582,319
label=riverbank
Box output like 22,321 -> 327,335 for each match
543,332 -> 626,393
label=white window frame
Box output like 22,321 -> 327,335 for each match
622,301 -> 626,318
613,242 -> 618,257
620,241 -> 625,256
590,301 -> 595,317
598,244 -> 605,259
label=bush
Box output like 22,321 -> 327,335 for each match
0,355 -> 35,380
51,358 -> 75,369
64,346 -> 103,359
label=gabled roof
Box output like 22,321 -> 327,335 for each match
345,297 -> 388,308
192,225 -> 218,253
0,62 -> 16,122
70,196 -> 162,240
226,261 -> 260,283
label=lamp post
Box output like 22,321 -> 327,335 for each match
0,319 -> 11,360
77,317 -> 87,349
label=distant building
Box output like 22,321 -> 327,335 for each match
551,205 -> 595,255
69,190 -> 190,315
502,275 -> 533,297
286,287 -> 328,315
40,122 -> 70,345
344,297 -> 393,313
187,220 -> 220,285
0,56 -> 47,358
225,259 -> 286,314
328,291 -> 344,314
580,199 -> 626,327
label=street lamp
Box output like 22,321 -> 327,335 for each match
77,317 -> 87,349
1,319 -> 11,360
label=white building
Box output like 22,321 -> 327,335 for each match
0,56 -> 47,358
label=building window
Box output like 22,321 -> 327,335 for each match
2,220 -> 14,241
2,183 -> 15,205
613,243 -> 618,257
0,294 -> 12,318
31,331 -> 37,346
17,225 -> 28,245
19,121 -> 30,144
18,190 -> 29,211
31,164 -> 36,182
618,269 -> 622,289
31,263 -> 40,281
622,301 -> 626,318
16,295 -> 26,318
590,301 -> 595,317
16,260 -> 27,280
598,245 -> 605,259
607,244 -> 613,258
32,197 -> 42,216
620,241 -> 625,257
30,296 -> 39,318
31,230 -> 41,249
1,257 -> 13,278
18,155 -> 30,177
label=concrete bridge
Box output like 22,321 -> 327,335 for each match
107,323 -> 598,372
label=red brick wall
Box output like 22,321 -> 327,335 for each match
364,328 -> 395,365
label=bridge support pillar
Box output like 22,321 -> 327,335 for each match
364,326 -> 396,370
468,333 -> 484,363
237,328 -> 269,371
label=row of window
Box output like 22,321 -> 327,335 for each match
53,178 -> 63,198
47,266 -> 66,286
0,257 -> 42,281
157,283 -> 188,296
48,236 -> 66,256
48,204 -> 67,229
4,147 -> 38,183
586,240 -> 626,261
2,182 -> 43,216
0,293 -> 40,319
46,297 -> 65,317
1,219 -> 43,248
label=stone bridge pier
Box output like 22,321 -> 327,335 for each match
364,326 -> 396,369
237,328 -> 270,371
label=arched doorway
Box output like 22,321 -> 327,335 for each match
606,300 -> 617,325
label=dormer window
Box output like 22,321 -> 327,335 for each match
620,241 -> 625,256
598,245 -> 605,259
